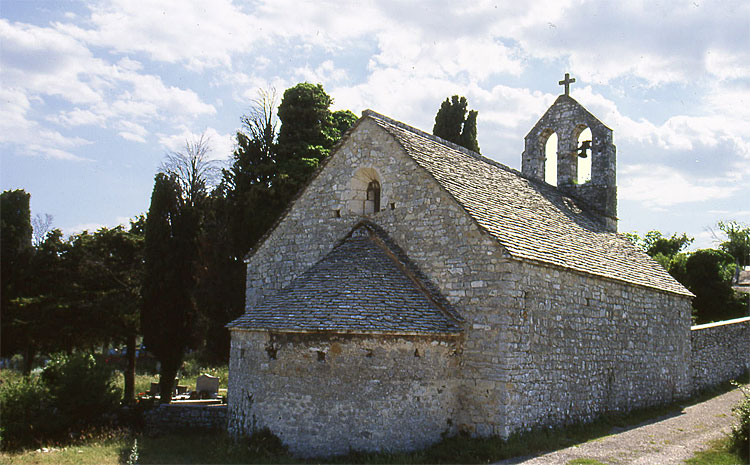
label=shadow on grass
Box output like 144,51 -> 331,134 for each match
123,373 -> 748,465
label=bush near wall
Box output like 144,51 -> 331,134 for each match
0,353 -> 122,450
731,383 -> 750,461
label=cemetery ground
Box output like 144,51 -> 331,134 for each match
1,370 -> 746,465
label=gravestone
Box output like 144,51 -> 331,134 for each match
196,374 -> 219,398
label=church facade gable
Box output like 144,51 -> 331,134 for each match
230,117 -> 516,454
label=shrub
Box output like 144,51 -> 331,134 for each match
0,353 -> 124,450
730,382 -> 750,461
246,428 -> 287,457
41,353 -> 122,429
0,370 -> 52,450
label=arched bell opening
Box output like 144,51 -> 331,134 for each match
543,131 -> 558,186
575,126 -> 592,184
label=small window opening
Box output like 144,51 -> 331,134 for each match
316,350 -> 326,362
366,180 -> 381,213
544,132 -> 558,186
333,209 -> 341,218
576,127 -> 592,184
240,348 -> 245,359
365,349 -> 373,358
414,348 -> 421,358
390,202 -> 395,210
265,345 -> 277,360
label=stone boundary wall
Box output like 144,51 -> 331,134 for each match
691,316 -> 750,393
143,404 -> 227,434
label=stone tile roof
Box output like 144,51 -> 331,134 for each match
229,223 -> 463,334
364,110 -> 692,297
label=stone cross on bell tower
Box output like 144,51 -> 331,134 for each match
521,74 -> 618,232
558,73 -> 575,96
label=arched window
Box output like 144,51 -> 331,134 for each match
576,127 -> 592,184
544,132 -> 558,186
366,180 -> 380,213
347,167 -> 382,215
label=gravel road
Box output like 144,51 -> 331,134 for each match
496,388 -> 745,465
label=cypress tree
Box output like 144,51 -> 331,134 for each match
141,174 -> 200,402
432,95 -> 480,153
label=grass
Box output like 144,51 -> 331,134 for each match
567,459 -> 608,465
1,437 -> 127,465
684,437 -> 746,465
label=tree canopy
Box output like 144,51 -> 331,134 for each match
1,82 -> 359,374
717,220 -> 750,267
627,229 -> 748,323
432,95 -> 480,153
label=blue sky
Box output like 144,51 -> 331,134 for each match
2,0 -> 749,249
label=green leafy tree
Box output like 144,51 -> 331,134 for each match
717,220 -> 750,267
683,249 -> 746,323
221,89 -> 285,258
195,84 -> 357,363
194,194 -> 246,363
0,190 -> 34,371
69,222 -> 144,402
276,82 -> 356,188
222,84 -> 357,258
142,174 -> 201,402
432,95 -> 480,153
625,230 -> 693,278
626,230 -> 747,322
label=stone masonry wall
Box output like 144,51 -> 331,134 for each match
143,404 -> 227,434
232,117 -> 694,452
691,317 -> 750,393
502,260 -> 692,434
228,331 -> 461,457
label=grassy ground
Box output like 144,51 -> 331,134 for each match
684,437 -> 746,465
1,438 -> 127,465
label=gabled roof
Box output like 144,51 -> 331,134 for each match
364,110 -> 692,297
229,223 -> 463,335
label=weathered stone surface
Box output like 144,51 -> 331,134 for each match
522,95 -> 617,230
228,331 -> 460,457
691,317 -> 750,392
143,404 -> 227,434
227,109 -> 694,456
196,374 -> 219,396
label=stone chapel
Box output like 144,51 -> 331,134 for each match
226,79 -> 694,457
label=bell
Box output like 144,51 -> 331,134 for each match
577,140 -> 591,158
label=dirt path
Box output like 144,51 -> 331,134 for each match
497,388 -> 744,465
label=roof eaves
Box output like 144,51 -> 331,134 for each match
226,326 -> 462,337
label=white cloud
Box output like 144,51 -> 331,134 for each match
0,87 -> 91,160
55,0 -> 262,70
1,18 -> 215,161
157,127 -> 235,161
117,121 -> 148,143
294,60 -> 349,85
619,164 -> 739,209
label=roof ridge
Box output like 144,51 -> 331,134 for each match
362,109 -> 552,190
